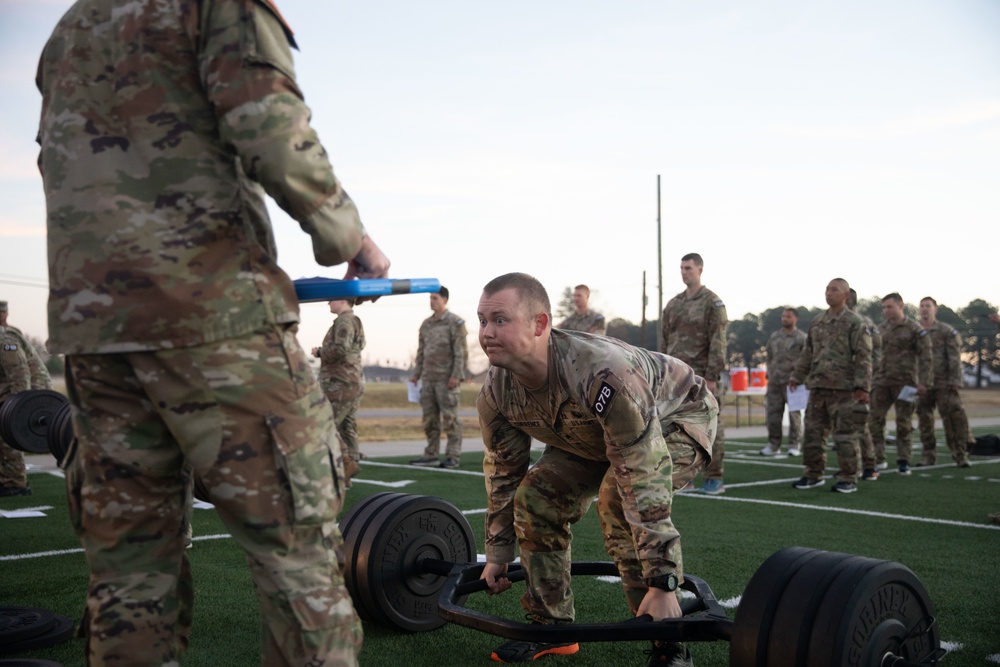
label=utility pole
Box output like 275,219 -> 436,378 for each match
656,175 -> 663,330
641,271 -> 647,347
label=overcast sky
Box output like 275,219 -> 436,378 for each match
2,0 -> 998,372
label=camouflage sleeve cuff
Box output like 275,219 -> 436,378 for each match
485,544 -> 517,565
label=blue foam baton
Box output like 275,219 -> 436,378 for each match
293,277 -> 441,303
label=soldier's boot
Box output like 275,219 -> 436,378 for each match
916,451 -> 936,467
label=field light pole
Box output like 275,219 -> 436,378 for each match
656,175 -> 663,331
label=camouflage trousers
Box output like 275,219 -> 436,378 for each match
419,381 -> 462,461
324,379 -> 364,461
512,429 -> 709,623
765,382 -> 802,448
801,389 -> 862,483
63,324 -> 361,667
0,433 -> 28,489
702,384 -> 725,479
867,384 -> 915,465
916,387 -> 970,464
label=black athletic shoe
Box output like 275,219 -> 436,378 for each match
792,477 -> 824,489
490,639 -> 579,663
897,462 -> 912,476
440,458 -> 460,469
0,485 -> 32,497
645,641 -> 693,666
409,456 -> 440,467
831,481 -> 857,494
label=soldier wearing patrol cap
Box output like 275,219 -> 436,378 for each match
37,0 -> 390,664
0,300 -> 52,497
660,253 -> 728,495
313,298 -> 367,484
477,272 -> 716,666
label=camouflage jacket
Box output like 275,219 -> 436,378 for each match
855,311 -> 883,373
923,321 -> 963,388
558,309 -> 606,335
875,318 -> 933,387
317,309 -> 365,390
790,308 -> 872,392
660,286 -> 728,382
765,328 -> 808,385
477,329 -> 718,577
37,0 -> 366,354
414,311 -> 467,383
0,326 -> 53,400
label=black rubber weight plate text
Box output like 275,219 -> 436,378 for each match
341,493 -> 410,622
355,495 -> 476,632
0,615 -> 74,654
0,608 -> 57,648
765,553 -> 873,667
807,560 -> 940,667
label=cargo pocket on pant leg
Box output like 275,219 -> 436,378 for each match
266,392 -> 343,527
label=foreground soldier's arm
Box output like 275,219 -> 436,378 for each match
477,380 -> 532,593
199,0 -> 388,276
590,369 -> 685,620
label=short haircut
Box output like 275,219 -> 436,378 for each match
438,286 -> 449,300
574,284 -> 590,296
783,307 -> 799,318
921,296 -> 937,306
831,277 -> 850,291
681,253 -> 703,267
882,292 -> 903,305
482,273 -> 552,318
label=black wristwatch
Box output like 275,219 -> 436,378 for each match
646,573 -> 679,592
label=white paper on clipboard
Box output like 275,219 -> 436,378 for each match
786,385 -> 810,412
407,380 -> 421,403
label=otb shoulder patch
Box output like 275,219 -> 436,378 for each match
714,300 -> 725,308
2,344 -> 17,351
593,381 -> 617,417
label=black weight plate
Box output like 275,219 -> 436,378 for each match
0,614 -> 74,655
46,401 -> 75,468
765,552 -> 873,667
0,660 -> 66,666
349,494 -> 425,626
341,493 -> 410,622
0,608 -> 58,648
0,395 -> 23,449
807,559 -> 940,667
340,492 -> 404,542
0,390 -> 67,454
730,547 -> 821,667
355,495 -> 477,633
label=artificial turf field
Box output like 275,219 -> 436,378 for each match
2,431 -> 998,667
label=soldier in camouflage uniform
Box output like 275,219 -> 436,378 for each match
557,284 -> 606,334
313,299 -> 366,485
847,289 -> 883,481
477,273 -> 715,666
759,308 -> 807,457
660,253 -> 728,495
36,1 -> 391,664
0,301 -> 53,496
866,293 -> 932,476
788,278 -> 872,494
915,297 -> 971,468
409,286 -> 468,468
